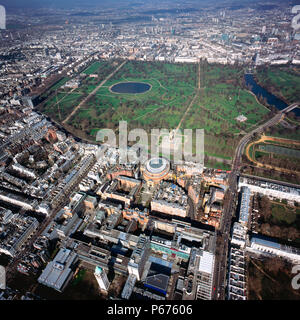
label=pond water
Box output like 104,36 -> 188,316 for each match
110,82 -> 151,94
244,73 -> 289,112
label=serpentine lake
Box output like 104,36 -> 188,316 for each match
244,74 -> 300,117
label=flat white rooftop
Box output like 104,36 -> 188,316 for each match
198,251 -> 214,275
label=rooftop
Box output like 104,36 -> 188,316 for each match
198,251 -> 214,275
38,248 -> 77,292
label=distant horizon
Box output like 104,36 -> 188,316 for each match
0,0 -> 291,10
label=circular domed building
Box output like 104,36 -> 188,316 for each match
141,157 -> 170,183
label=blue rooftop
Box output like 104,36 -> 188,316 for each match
251,234 -> 281,249
95,266 -> 103,275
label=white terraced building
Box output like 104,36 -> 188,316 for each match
238,176 -> 300,202
248,235 -> 300,263
196,250 -> 215,300
228,223 -> 248,300
231,222 -> 247,248
228,247 -> 247,300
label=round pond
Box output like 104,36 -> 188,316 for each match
110,82 -> 151,94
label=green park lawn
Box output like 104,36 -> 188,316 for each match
256,66 -> 300,103
271,202 -> 300,226
82,61 -> 103,75
39,60 -> 272,161
67,60 -> 197,135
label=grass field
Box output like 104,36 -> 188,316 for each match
68,61 -> 198,133
38,59 -> 118,121
205,160 -> 231,171
82,61 -> 103,75
39,60 -> 272,161
182,63 -> 270,158
256,66 -> 300,104
271,202 -> 300,226
182,86 -> 270,132
247,257 -> 300,300
43,92 -> 84,121
49,77 -> 69,91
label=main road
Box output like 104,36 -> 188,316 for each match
5,205 -> 66,283
212,101 -> 299,300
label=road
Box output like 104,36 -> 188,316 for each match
212,101 -> 299,300
5,205 -> 66,283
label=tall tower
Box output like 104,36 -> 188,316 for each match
127,235 -> 150,280
94,266 -> 110,291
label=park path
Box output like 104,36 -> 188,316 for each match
62,60 -> 127,124
50,86 -> 80,121
250,259 -> 278,284
173,61 -> 201,136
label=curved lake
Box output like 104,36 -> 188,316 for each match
244,74 -> 299,113
110,82 -> 151,94
245,74 -> 300,116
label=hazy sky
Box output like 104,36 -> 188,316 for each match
1,0 -> 119,9
0,0 -> 288,10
